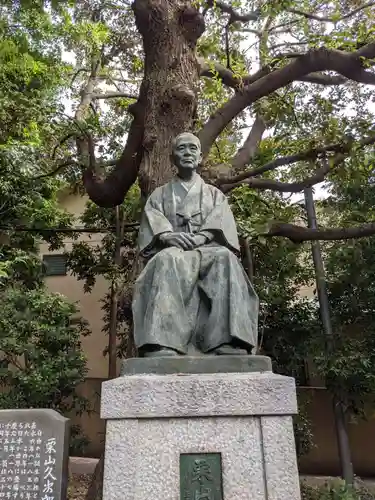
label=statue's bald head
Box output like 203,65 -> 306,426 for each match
171,132 -> 202,172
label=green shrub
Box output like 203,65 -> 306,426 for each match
301,480 -> 375,500
0,286 -> 92,453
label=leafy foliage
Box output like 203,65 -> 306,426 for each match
0,287 -> 91,454
308,158 -> 375,417
0,10 -> 91,452
0,147 -> 91,453
301,480 -> 375,500
67,184 -> 141,359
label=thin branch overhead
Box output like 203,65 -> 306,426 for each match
205,0 -> 261,23
220,158 -> 333,194
218,134 -> 375,185
34,160 -> 77,180
217,134 -> 375,196
92,92 -> 138,100
33,157 -> 118,180
230,114 -> 266,171
266,221 -> 375,243
198,58 -> 349,90
287,2 -> 375,23
0,224 -> 139,233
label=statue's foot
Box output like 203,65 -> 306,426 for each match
143,347 -> 180,358
211,344 -> 248,356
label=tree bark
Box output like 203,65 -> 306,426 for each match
133,0 -> 204,196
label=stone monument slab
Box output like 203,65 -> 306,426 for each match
0,409 -> 69,500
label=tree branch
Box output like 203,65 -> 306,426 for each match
92,91 -> 138,100
199,60 -> 355,93
205,0 -> 261,23
265,221 -> 375,243
269,41 -> 308,51
220,158 -> 332,194
33,160 -> 77,180
230,114 -> 266,171
51,133 -> 76,159
287,2 -> 375,23
74,51 -> 103,167
69,68 -> 90,88
299,72 -> 348,85
240,28 -> 261,36
198,57 -> 256,89
198,43 -> 375,155
218,133 -> 375,186
224,21 -> 231,70
259,15 -> 275,66
33,157 -> 117,181
268,20 -> 300,33
83,97 -> 145,207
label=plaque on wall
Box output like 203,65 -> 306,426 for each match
180,453 -> 223,500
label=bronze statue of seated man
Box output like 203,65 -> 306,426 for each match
132,132 -> 258,358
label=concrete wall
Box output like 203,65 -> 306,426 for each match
39,192 -> 114,379
298,388 -> 375,477
72,378 -> 105,457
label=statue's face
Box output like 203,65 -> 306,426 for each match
172,133 -> 202,171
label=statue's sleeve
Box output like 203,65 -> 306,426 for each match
199,187 -> 240,253
138,189 -> 173,257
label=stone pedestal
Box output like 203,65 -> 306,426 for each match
101,356 -> 301,500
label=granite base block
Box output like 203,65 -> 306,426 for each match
120,354 -> 272,376
101,371 -> 301,500
101,372 -> 297,419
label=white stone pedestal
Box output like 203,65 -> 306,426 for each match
101,370 -> 301,500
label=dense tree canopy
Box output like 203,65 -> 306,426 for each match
53,0 -> 375,241
2,0 -> 374,237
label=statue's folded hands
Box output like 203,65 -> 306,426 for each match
187,233 -> 209,248
159,231 -> 209,250
159,231 -> 195,250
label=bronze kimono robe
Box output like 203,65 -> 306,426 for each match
132,174 -> 258,354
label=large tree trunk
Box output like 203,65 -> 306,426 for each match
134,0 -> 204,196
83,0 -> 204,205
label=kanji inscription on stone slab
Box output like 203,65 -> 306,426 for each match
0,409 -> 69,500
180,453 -> 223,500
